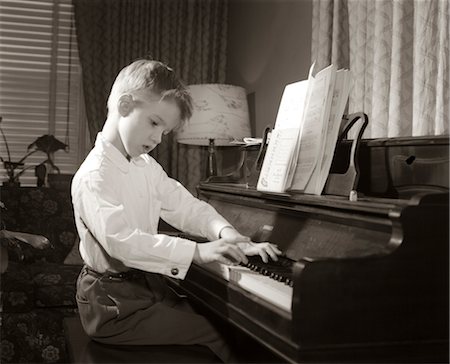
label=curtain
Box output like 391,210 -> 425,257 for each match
73,0 -> 227,193
311,0 -> 449,138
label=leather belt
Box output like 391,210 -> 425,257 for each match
83,265 -> 146,281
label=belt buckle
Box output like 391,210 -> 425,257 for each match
106,271 -> 125,281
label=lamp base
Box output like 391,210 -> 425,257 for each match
203,145 -> 248,184
204,174 -> 242,184
206,139 -> 218,178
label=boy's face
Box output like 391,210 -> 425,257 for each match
117,92 -> 181,159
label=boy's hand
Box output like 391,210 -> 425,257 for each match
193,238 -> 248,266
219,226 -> 282,263
237,241 -> 281,263
219,226 -> 251,244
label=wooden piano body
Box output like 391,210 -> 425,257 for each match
167,136 -> 449,363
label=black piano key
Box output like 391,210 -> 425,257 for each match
243,254 -> 295,283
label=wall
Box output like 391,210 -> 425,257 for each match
226,0 -> 312,137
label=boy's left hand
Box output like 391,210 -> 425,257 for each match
220,227 -> 281,263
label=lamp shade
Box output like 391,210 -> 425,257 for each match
176,84 -> 251,146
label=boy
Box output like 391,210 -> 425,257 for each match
71,59 -> 280,362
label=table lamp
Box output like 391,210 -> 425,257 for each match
176,84 -> 251,179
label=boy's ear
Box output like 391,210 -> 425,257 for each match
118,94 -> 134,116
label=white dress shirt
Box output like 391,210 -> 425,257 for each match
71,133 -> 231,279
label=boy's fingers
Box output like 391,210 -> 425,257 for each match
267,243 -> 281,257
216,255 -> 234,266
236,245 -> 249,264
258,250 -> 269,263
267,247 -> 279,261
271,244 -> 282,254
222,243 -> 247,264
231,245 -> 248,264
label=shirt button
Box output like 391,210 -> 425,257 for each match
171,268 -> 179,276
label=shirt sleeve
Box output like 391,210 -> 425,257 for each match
72,169 -> 196,279
152,162 -> 232,241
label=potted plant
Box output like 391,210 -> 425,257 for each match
0,118 -> 39,187
29,135 -> 69,188
1,117 -> 68,187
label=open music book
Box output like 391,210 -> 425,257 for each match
257,64 -> 351,194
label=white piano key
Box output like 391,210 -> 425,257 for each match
202,262 -> 293,312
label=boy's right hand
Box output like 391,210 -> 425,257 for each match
193,238 -> 249,266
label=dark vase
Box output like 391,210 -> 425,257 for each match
2,180 -> 20,187
47,173 -> 73,190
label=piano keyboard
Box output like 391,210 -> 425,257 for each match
202,256 -> 294,312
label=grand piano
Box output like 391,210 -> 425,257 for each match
166,136 -> 449,363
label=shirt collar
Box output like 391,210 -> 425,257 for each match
95,133 -> 146,173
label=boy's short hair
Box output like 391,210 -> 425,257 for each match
107,59 -> 193,122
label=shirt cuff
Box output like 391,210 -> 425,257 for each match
167,237 -> 196,279
208,219 -> 232,240
218,225 -> 234,239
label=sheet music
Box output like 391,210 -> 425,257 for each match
257,79 -> 309,193
290,65 -> 335,191
315,70 -> 351,193
274,80 -> 309,129
257,128 -> 298,192
257,62 -> 351,195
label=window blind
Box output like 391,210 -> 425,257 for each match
0,0 -> 86,186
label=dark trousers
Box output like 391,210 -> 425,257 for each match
76,266 -> 233,362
